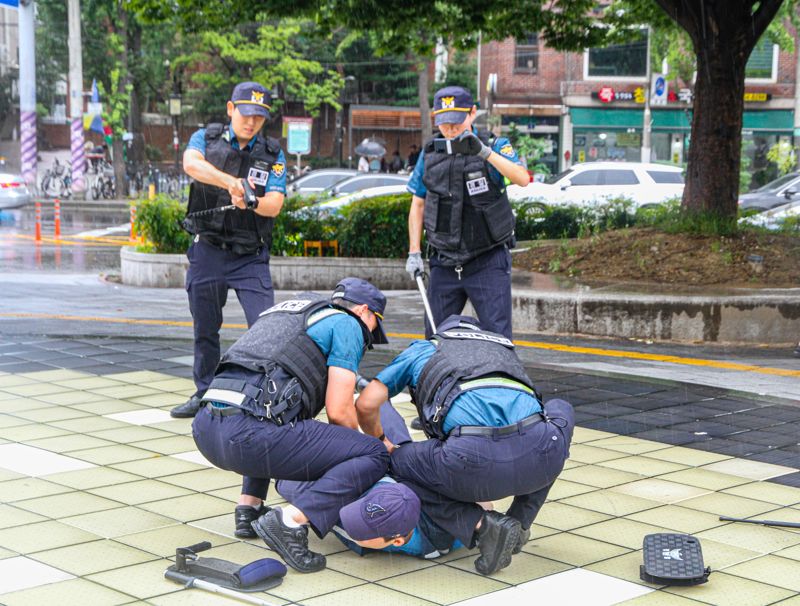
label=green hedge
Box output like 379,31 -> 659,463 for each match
133,195 -> 192,254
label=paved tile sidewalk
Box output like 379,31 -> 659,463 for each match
0,338 -> 799,605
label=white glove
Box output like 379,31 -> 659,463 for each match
405,252 -> 425,280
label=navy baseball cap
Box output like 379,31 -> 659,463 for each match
332,277 -> 388,345
339,483 -> 420,541
438,314 -> 482,333
432,86 -> 475,126
231,82 -> 272,117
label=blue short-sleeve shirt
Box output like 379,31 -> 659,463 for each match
407,133 -> 522,199
306,311 -> 365,374
186,125 -> 287,194
376,340 -> 541,433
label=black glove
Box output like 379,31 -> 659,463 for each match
450,131 -> 492,159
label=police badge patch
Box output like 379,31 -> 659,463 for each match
499,144 -> 515,157
271,163 -> 285,178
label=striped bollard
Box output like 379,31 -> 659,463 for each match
34,201 -> 42,242
130,204 -> 137,241
54,198 -> 61,238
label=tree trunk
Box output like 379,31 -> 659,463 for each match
682,36 -> 747,218
115,1 -> 130,196
128,21 -> 145,168
418,60 -> 432,144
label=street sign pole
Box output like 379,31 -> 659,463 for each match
283,117 -> 313,178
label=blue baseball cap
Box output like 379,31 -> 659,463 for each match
331,277 -> 388,345
231,82 -> 272,117
438,314 -> 482,333
432,86 -> 475,126
339,483 -> 420,541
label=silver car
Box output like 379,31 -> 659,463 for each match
0,173 -> 32,209
287,169 -> 357,196
738,173 -> 800,212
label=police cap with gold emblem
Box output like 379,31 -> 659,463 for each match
231,82 -> 272,117
432,86 -> 474,126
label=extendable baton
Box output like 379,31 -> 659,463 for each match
415,270 -> 436,334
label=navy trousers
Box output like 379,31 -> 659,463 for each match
428,245 -> 512,339
186,239 -> 274,395
193,408 -> 389,537
390,399 -> 574,545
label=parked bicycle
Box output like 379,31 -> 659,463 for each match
40,158 -> 72,199
89,159 -> 115,200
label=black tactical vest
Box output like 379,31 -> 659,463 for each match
411,329 -> 536,439
421,131 -> 516,265
185,123 -> 281,255
215,296 -> 372,421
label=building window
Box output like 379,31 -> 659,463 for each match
746,37 -> 778,81
514,34 -> 539,73
585,29 -> 648,80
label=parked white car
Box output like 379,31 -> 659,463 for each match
507,162 -> 684,208
739,199 -> 800,230
314,184 -> 409,213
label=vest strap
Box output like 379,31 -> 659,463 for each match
457,377 -> 534,395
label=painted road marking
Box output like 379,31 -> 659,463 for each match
2,313 -> 798,378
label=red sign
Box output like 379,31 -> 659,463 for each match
598,86 -> 615,103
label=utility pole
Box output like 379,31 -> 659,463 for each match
641,26 -> 652,164
18,0 -> 36,187
68,0 -> 86,197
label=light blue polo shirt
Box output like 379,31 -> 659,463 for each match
306,311 -> 366,373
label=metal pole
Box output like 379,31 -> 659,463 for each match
18,0 -> 37,188
347,104 -> 353,169
68,0 -> 86,197
415,273 -> 436,334
793,29 -> 800,159
641,26 -> 652,163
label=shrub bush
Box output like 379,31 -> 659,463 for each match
133,195 -> 192,254
338,194 -> 416,258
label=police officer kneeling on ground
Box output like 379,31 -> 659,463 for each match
356,315 -> 575,576
171,81 -> 288,419
405,86 -> 530,341
192,278 -> 391,573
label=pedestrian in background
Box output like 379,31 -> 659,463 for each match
358,155 -> 369,172
390,150 -> 404,173
169,81 -> 287,418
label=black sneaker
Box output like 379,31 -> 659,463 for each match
513,526 -> 531,555
170,395 -> 203,419
251,508 -> 326,573
474,511 -> 521,576
410,417 -> 423,431
235,504 -> 270,539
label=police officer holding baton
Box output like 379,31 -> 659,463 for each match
405,86 -> 530,340
171,82 -> 288,418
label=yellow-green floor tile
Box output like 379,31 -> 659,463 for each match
14,490 -> 124,518
128,393 -> 187,408
268,568 -> 365,602
26,433 -> 114,453
0,503 -> 47,529
697,521 -> 800,554
49,416 -> 129,433
448,550 -> 571,584
756,506 -> 800,524
0,396 -> 52,413
207,486 -> 246,503
114,524 -> 233,557
651,446 -> 731,467
559,464 -> 645,488
534,501 -> 612,531
139,377 -> 195,392
0,422 -> 72,441
0,520 -> 101,553
110,456 -> 205,479
70,444 -> 160,466
560,490 -> 662,517
89,426 -> 175,444
54,376 -> 126,390
130,435 -> 197,455
598,456 -> 689,476
664,571 -> 794,605
775,542 -> 800,561
590,436 -> 673,455
618,590 -> 717,605
187,512 -> 240,540
585,551 -> 657,586
0,577 -> 135,606
561,459 -> 584,470
61,506 -> 178,538
150,590 -> 290,606
0,546 -> 15,559
30,539 -> 159,575
87,559 -> 182,600
89,479 -> 193,506
686,536 -> 760,569
12,406 -> 92,423
573,518 -> 671,550
627,505 -> 727,535
0,467 -> 24,482
773,597 -> 800,606
149,419 -> 193,435
88,385 -> 162,399
572,427 -> 617,443
524,531 -> 630,566
0,375 -> 38,387
724,555 -> 800,592
702,458 -> 798,481
138,493 -> 232,522
2,383 -> 74,397
301,583 -> 438,606
722,482 -> 800,507
71,399 -> 143,415
0,477 -> 74,502
658,468 -> 751,491
679,492 -> 782,518
160,468 -> 241,492
568,443 -> 630,464
34,390 -> 108,405
106,370 -> 176,384
325,549 -> 436,581
378,564 -> 507,604
0,414 -> 34,429
546,479 -> 597,500
610,479 -> 710,503
20,369 -> 89,382
44,466 -> 143,490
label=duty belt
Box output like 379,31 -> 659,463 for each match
450,412 -> 546,438
204,374 -> 302,426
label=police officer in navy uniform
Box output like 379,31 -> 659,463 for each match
171,82 -> 288,419
405,86 -> 530,340
356,315 -> 575,576
192,278 -> 391,573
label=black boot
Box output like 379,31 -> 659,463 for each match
513,526 -> 531,555
251,508 -> 326,573
235,504 -> 271,539
410,417 -> 423,431
170,395 -> 203,419
473,511 -> 521,576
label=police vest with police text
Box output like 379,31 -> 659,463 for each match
217,296 -> 372,421
411,329 -> 536,439
185,123 -> 281,255
421,131 -> 515,265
